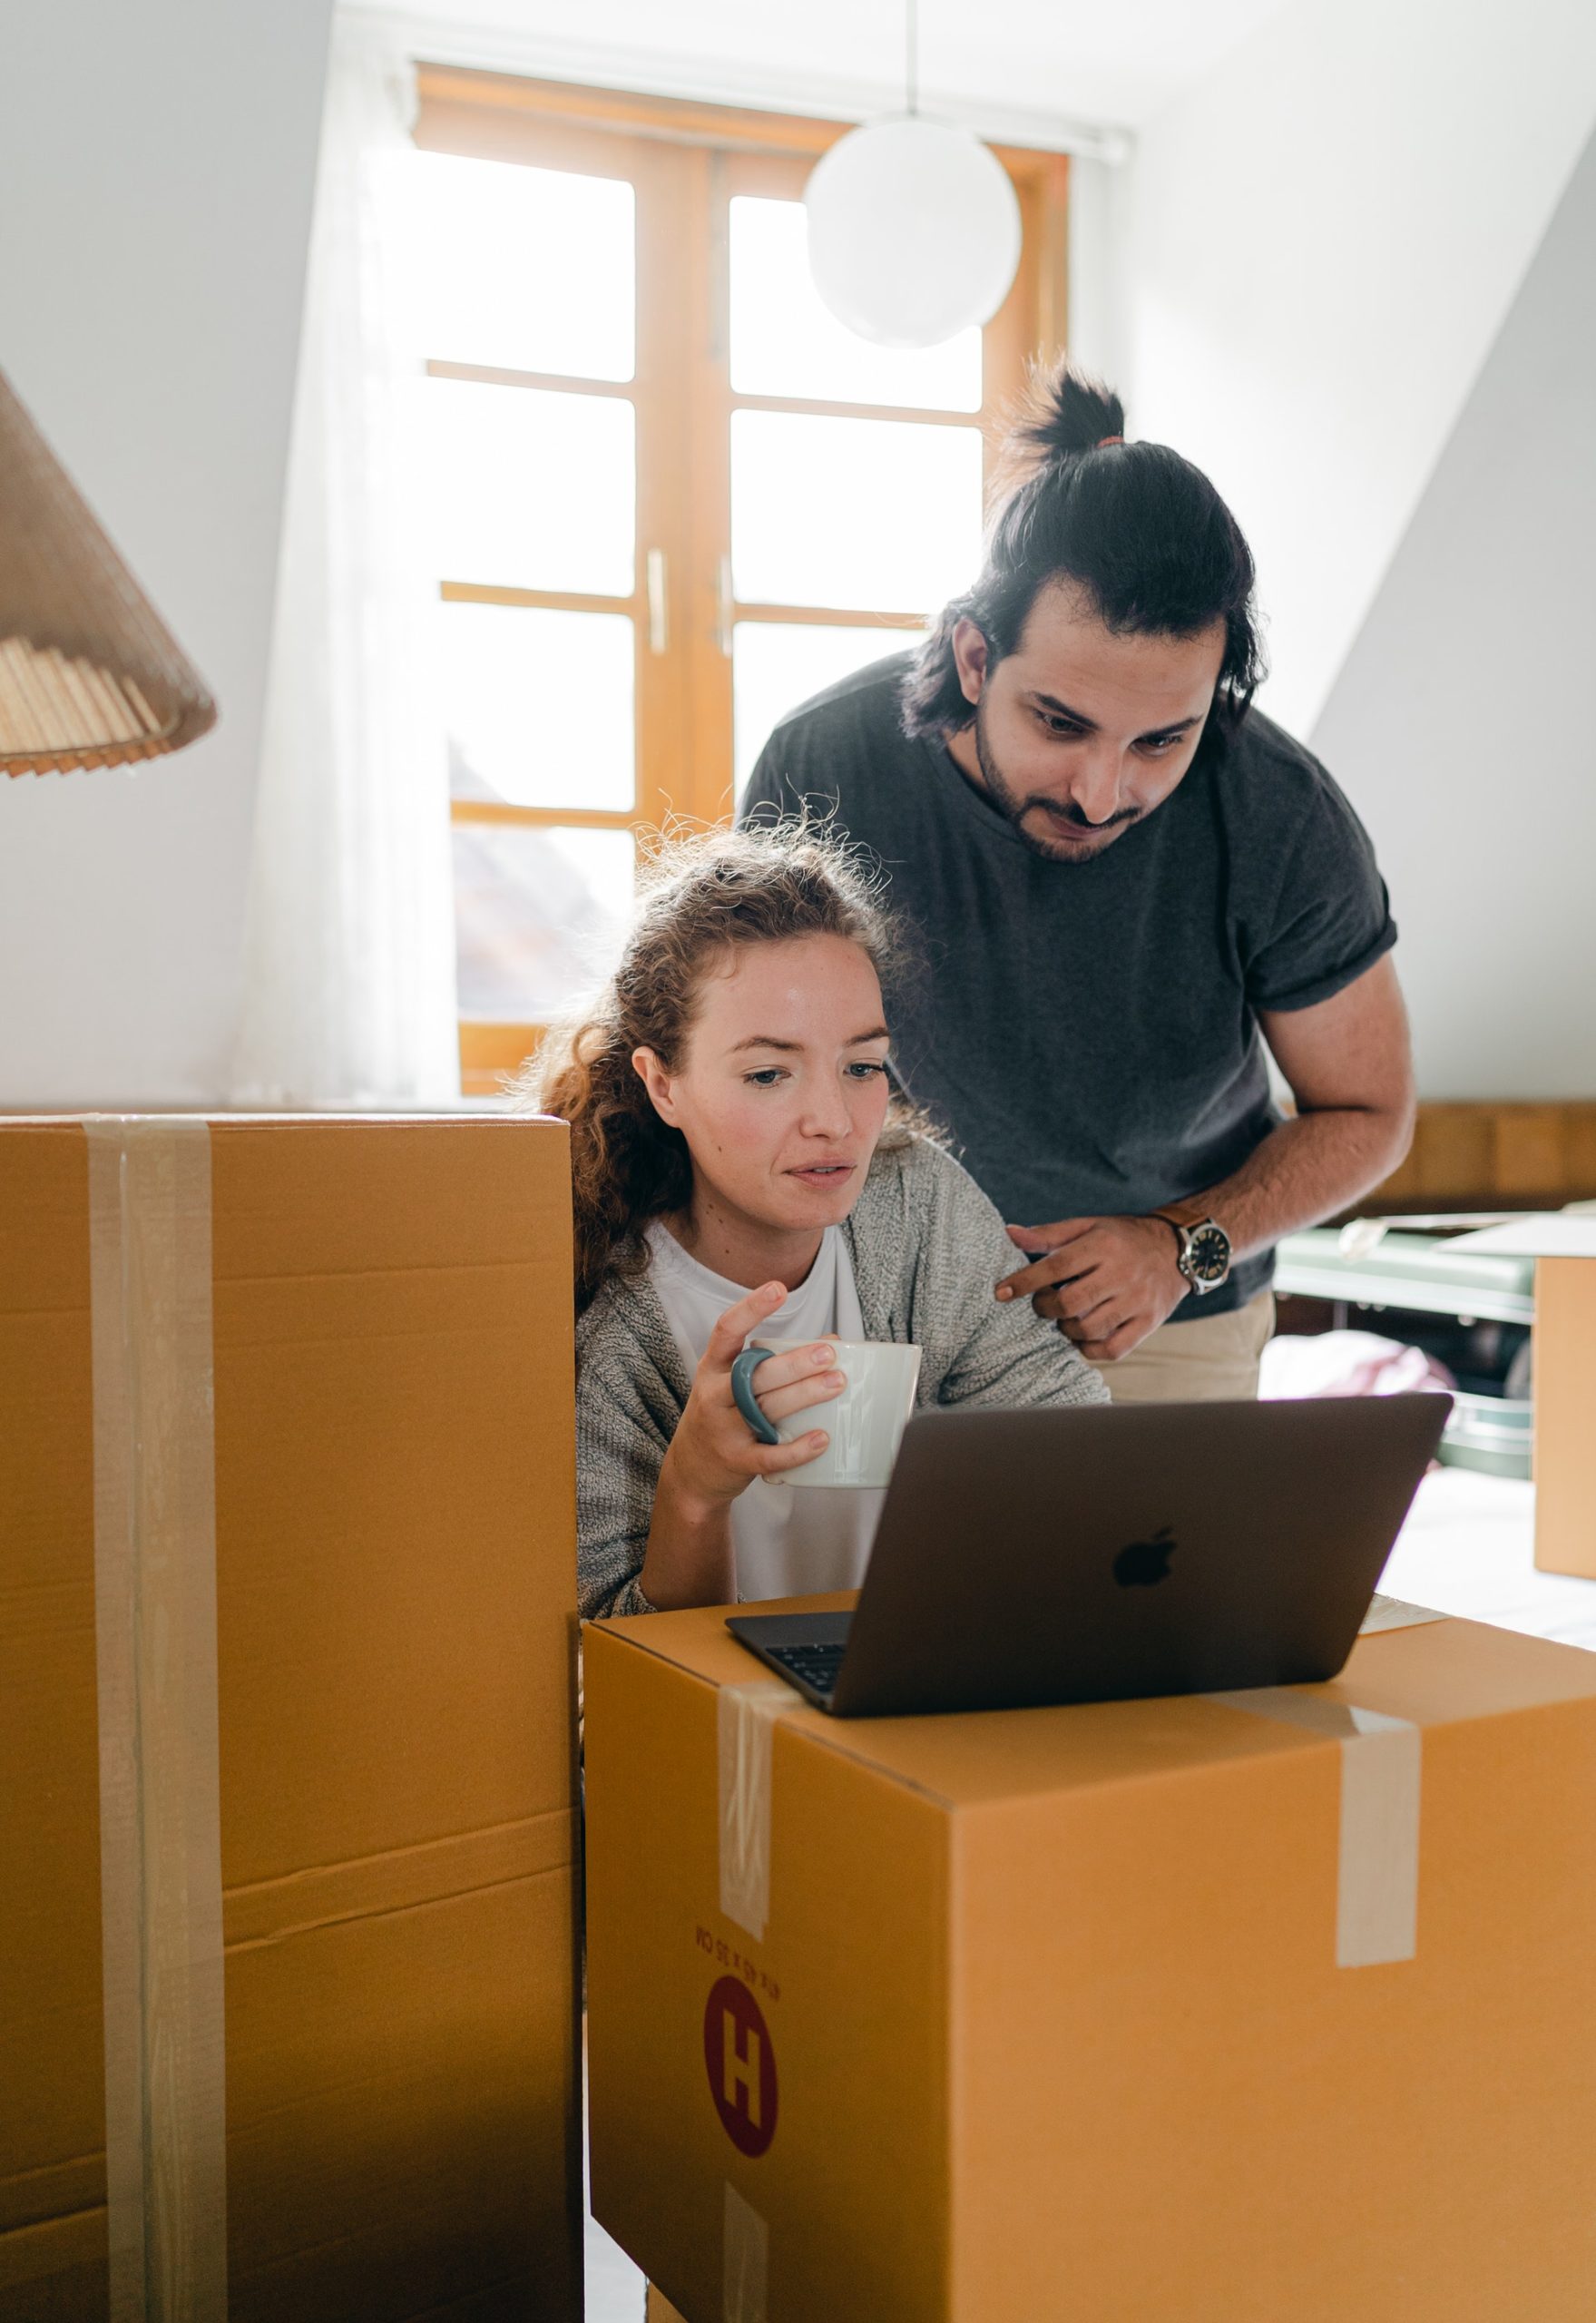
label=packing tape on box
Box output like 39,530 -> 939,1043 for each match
718,1681 -> 802,1943
85,1118 -> 229,2323
722,2180 -> 769,2323
1208,1686 -> 1422,1967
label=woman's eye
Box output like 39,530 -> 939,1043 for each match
846,1061 -> 888,1080
1139,733 -> 1181,753
744,1068 -> 787,1087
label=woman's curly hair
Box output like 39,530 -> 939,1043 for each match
514,820 -> 926,1311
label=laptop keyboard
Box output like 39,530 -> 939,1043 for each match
764,1642 -> 846,1701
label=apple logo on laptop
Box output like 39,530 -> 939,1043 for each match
1113,1525 -> 1176,1588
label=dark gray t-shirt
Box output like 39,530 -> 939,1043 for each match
740,652 -> 1396,1319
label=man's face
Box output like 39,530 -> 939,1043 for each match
949,580 -> 1228,864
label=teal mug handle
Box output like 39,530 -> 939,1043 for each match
729,1347 -> 782,1446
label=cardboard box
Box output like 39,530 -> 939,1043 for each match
1533,1255 -> 1596,1576
587,1595 -> 1596,2322
1,1116 -> 582,2321
1450,1217 -> 1596,1576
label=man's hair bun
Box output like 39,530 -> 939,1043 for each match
901,355 -> 1265,743
1014,360 -> 1126,466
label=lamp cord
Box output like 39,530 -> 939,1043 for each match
905,0 -> 918,116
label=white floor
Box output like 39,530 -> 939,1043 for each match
584,2104 -> 647,2322
584,2204 -> 646,2323
1375,1465 -> 1596,1649
581,1466 -> 1596,2318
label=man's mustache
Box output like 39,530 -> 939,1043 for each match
1023,799 -> 1141,830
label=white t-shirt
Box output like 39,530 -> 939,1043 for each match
645,1220 -> 886,1603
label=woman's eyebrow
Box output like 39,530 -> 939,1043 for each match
728,1026 -> 889,1054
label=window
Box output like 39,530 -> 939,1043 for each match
408,70 -> 1068,1091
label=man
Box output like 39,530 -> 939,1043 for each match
740,363 -> 1415,1402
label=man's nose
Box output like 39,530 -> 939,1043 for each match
1069,743 -> 1125,824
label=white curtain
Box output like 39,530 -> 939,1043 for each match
231,15 -> 458,1107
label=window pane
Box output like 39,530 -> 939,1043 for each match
731,410 -> 984,613
402,152 -> 634,382
442,603 -> 634,812
423,377 -> 634,596
453,825 -> 635,1023
733,622 -> 920,797
729,196 -> 981,412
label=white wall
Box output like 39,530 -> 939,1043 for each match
1311,132 -> 1596,1100
1119,0 -> 1596,740
362,0 -> 1293,142
1064,155 -> 1131,388
0,0 -> 333,1107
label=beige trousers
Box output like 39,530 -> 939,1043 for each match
1085,1289 -> 1277,1405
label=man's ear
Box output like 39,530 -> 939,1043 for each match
632,1046 -> 681,1128
951,616 -> 990,708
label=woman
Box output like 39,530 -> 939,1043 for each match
524,824 -> 1107,1621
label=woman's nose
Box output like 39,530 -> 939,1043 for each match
801,1091 -> 853,1137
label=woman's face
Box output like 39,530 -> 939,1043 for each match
634,934 -> 893,1237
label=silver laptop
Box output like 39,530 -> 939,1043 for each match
728,1395 -> 1450,1717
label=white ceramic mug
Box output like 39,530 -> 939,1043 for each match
732,1336 -> 923,1488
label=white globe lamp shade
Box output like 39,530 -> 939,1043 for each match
805,114 -> 1022,349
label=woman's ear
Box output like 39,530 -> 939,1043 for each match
632,1046 -> 681,1127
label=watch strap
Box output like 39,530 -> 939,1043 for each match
1153,1198 -> 1216,1232
1152,1203 -> 1233,1295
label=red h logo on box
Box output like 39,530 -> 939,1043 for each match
703,1975 -> 778,2158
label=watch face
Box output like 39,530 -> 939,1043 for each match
1185,1223 -> 1230,1284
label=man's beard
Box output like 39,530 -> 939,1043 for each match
971,698 -> 1140,865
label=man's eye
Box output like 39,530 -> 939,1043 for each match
1039,712 -> 1083,738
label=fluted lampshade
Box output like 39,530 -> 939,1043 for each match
0,365 -> 218,774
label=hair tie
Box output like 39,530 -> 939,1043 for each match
1096,434 -> 1123,447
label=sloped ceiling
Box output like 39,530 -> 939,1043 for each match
1120,0 -> 1596,744
1310,130 -> 1596,1100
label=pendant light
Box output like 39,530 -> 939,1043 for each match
0,366 -> 217,775
804,0 -> 1022,349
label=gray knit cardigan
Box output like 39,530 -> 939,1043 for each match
574,1132 -> 1109,1620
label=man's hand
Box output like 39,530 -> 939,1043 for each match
995,1214 -> 1189,1363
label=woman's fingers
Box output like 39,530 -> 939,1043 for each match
749,1429 -> 832,1475
703,1281 -> 788,1369
738,1340 -> 838,1398
756,1367 -> 846,1424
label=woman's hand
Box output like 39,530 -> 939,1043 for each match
641,1280 -> 847,1610
667,1279 -> 846,1504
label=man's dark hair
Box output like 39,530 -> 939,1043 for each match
900,361 -> 1267,740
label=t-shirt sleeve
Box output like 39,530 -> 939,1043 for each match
1245,774 -> 1398,1013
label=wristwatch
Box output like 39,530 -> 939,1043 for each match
1151,1199 -> 1233,1295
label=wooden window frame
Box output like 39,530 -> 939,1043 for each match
414,67 -> 1068,1093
